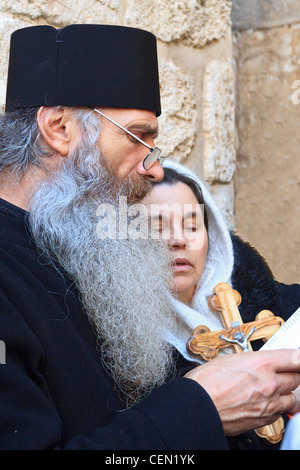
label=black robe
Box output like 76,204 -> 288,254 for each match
0,198 -> 299,450
0,198 -> 226,450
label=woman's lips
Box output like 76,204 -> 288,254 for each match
171,258 -> 192,272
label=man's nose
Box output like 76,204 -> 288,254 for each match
136,157 -> 164,182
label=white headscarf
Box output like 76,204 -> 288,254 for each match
162,160 -> 235,364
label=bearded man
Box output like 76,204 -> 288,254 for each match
0,24 -> 299,451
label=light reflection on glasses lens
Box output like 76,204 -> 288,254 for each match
143,147 -> 164,170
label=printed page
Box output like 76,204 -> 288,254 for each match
260,308 -> 300,351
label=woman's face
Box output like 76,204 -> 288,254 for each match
143,181 -> 208,304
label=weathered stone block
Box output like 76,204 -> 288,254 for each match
0,1 -> 119,27
203,60 -> 236,183
124,0 -> 231,48
156,59 -> 197,162
208,180 -> 235,229
231,0 -> 300,31
234,23 -> 300,283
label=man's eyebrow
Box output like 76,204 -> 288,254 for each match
126,120 -> 158,138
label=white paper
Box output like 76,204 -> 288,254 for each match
260,307 -> 300,351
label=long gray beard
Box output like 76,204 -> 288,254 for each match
28,140 -> 176,405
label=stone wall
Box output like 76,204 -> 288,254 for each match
0,0 -> 235,228
232,0 -> 300,284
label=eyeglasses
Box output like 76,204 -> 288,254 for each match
92,108 -> 165,170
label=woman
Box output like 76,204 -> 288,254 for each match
142,159 -> 300,450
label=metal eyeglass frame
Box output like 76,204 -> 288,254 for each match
92,108 -> 165,170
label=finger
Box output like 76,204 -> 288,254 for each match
277,392 -> 297,415
288,397 -> 300,416
260,349 -> 300,373
276,371 -> 300,395
264,393 -> 297,419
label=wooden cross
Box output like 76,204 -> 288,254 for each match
186,282 -> 285,444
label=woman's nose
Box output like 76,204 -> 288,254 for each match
168,232 -> 187,249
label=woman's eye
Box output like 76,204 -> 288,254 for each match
152,222 -> 170,236
159,223 -> 168,233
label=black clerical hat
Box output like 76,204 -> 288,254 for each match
5,24 -> 161,115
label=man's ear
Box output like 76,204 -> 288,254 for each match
37,106 -> 77,157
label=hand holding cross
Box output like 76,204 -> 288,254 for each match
186,282 -> 286,444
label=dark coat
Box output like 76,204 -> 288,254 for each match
0,198 -> 299,450
0,198 -> 226,450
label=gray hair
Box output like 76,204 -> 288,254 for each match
0,106 -> 101,180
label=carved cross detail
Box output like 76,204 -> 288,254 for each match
186,282 -> 285,444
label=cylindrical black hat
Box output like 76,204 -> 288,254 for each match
5,24 -> 161,115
